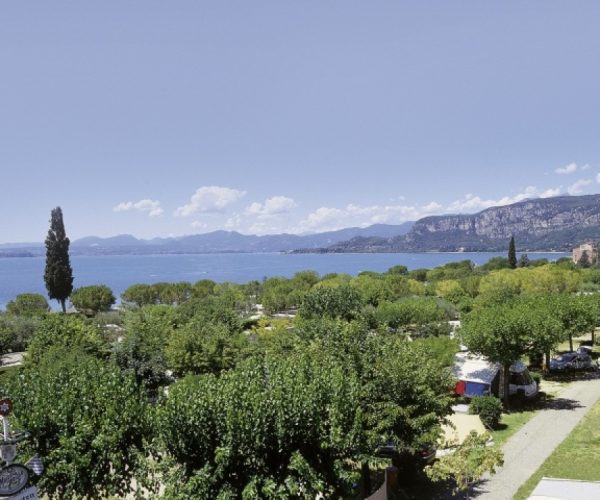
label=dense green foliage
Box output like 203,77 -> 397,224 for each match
1,349 -> 150,499
44,207 -> 73,312
70,284 -> 116,316
27,314 -> 108,363
469,396 -> 503,429
6,293 -> 49,317
7,254 -> 600,497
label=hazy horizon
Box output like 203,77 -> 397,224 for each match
2,2 -> 600,243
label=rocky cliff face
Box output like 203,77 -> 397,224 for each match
328,194 -> 600,252
411,196 -> 600,240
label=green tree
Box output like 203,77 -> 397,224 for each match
121,283 -> 159,307
27,314 -> 107,363
0,349 -> 151,499
114,305 -> 176,394
299,285 -> 362,321
70,284 -> 116,316
5,293 -> 49,317
518,253 -> 530,268
44,207 -> 74,312
165,319 -> 246,376
426,431 -> 503,499
508,236 -> 517,269
461,301 -> 536,408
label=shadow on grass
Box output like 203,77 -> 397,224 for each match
507,391 -> 583,413
543,370 -> 600,383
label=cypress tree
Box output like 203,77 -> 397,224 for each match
508,236 -> 517,269
44,207 -> 74,313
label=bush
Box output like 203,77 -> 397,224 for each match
530,371 -> 542,387
5,293 -> 49,317
469,395 -> 503,429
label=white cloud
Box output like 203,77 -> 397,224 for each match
555,162 -> 590,175
175,186 -> 246,216
295,201 -> 442,233
224,214 -> 242,229
246,196 -> 297,217
293,185 -> 568,234
446,186 -> 560,213
113,199 -> 163,217
567,179 -> 592,195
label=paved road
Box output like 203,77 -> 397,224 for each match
473,374 -> 600,499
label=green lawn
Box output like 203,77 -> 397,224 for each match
513,395 -> 600,500
491,409 -> 538,447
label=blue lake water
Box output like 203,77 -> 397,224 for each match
0,252 -> 570,309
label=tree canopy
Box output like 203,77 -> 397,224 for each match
44,207 -> 73,313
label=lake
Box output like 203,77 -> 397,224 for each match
0,251 -> 570,309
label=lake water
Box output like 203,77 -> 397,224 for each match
0,252 -> 570,309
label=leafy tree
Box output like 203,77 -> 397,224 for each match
387,264 -> 408,275
192,279 -> 217,299
426,431 -> 503,499
5,293 -> 49,317
121,283 -> 159,307
44,207 -> 74,312
552,294 -> 596,352
165,319 -> 246,376
0,314 -> 40,353
479,256 -> 510,272
0,349 -> 151,499
70,284 -> 116,316
461,301 -> 537,408
350,274 -> 393,306
518,253 -> 530,268
436,279 -> 468,305
374,297 -> 451,334
427,260 -> 475,282
27,314 -> 107,363
508,236 -> 517,269
114,305 -> 176,394
156,352 -> 363,498
299,285 -> 362,321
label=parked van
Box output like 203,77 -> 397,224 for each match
453,353 -> 538,399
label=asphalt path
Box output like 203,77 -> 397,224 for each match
473,373 -> 600,499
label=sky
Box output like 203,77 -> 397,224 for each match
1,1 -> 600,243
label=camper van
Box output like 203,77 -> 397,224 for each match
453,352 -> 538,399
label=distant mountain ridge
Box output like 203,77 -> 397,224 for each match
0,222 -> 414,256
326,194 -> 600,252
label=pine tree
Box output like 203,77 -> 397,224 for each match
508,236 -> 517,269
44,207 -> 74,312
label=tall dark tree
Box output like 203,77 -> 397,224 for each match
508,236 -> 517,269
44,207 -> 73,312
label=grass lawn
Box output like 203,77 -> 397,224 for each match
513,395 -> 600,500
491,409 -> 537,447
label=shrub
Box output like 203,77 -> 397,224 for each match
469,395 -> 503,429
530,371 -> 542,387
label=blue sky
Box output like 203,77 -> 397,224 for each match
2,1 -> 600,242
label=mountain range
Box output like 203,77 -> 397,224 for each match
324,194 -> 600,253
0,223 -> 414,256
2,194 -> 600,256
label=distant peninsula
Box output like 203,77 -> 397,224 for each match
3,194 -> 600,256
